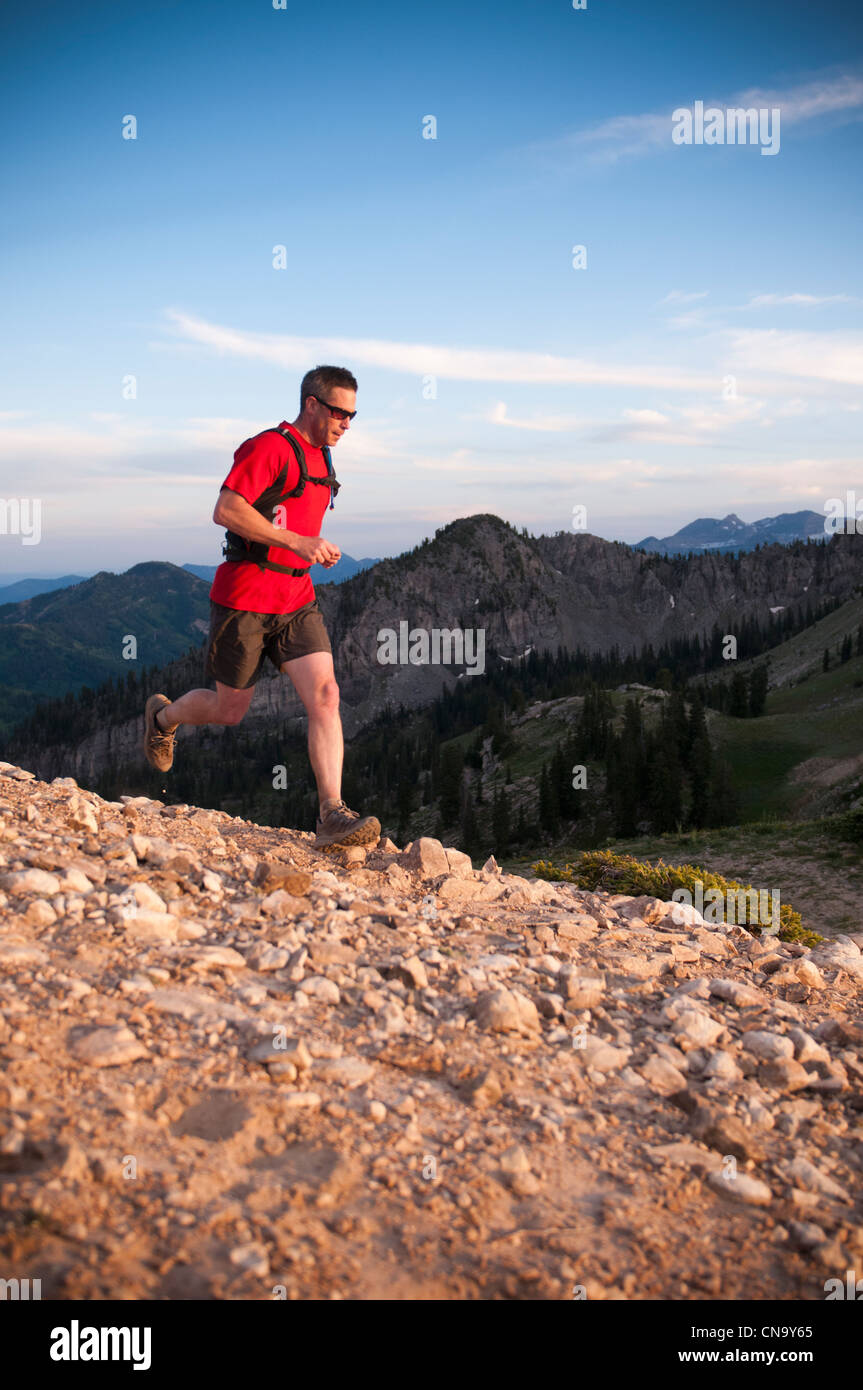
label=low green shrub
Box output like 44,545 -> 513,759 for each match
532,849 -> 820,946
828,807 -> 863,844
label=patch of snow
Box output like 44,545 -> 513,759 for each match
669,595 -> 675,608
769,606 -> 785,614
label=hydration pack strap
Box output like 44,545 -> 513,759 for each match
221,426 -> 340,574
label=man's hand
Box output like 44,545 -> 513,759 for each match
213,490 -> 341,567
290,535 -> 341,567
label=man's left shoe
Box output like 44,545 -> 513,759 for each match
314,799 -> 381,848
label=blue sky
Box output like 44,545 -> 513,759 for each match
1,0 -> 861,576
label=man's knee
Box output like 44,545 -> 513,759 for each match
220,707 -> 247,726
312,676 -> 340,713
215,686 -> 254,725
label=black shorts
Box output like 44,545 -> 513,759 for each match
204,599 -> 333,690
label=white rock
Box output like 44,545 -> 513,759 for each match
474,988 -> 540,1036
24,901 -> 57,927
314,1057 -> 374,1088
177,920 -> 207,941
741,1096 -> 774,1129
742,1030 -> 795,1061
499,1144 -> 531,1175
60,868 -> 94,894
297,976 -> 341,1005
123,912 -> 181,943
229,1242 -> 269,1277
787,1028 -> 830,1065
2,868 -> 61,896
640,1054 -> 687,1093
444,848 -> 474,879
68,1025 -> 149,1068
579,1036 -> 632,1073
261,889 -> 307,918
282,1091 -> 321,1110
390,954 -> 429,989
401,837 -> 450,878
708,1171 -> 772,1206
189,946 -> 247,972
793,959 -> 825,989
0,942 -> 49,968
808,937 -> 863,982
709,978 -> 768,1008
701,1050 -> 744,1081
66,796 -> 98,833
783,1158 -> 851,1203
669,1009 -> 725,1050
130,882 -> 168,913
667,901 -> 709,928
246,943 -> 290,972
478,953 -> 519,975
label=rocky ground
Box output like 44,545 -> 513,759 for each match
0,761 -> 861,1301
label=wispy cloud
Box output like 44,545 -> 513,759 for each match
520,73 -> 863,166
657,291 -> 709,306
484,401 -> 583,432
162,309 -> 724,393
726,328 -> 863,386
740,292 -> 860,308
157,310 -> 863,421
591,399 -> 767,447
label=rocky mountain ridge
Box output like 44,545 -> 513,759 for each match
7,518 -> 862,786
0,761 -> 860,1299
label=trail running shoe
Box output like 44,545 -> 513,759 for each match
314,799 -> 381,848
143,693 -> 177,772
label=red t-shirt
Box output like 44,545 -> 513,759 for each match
209,421 -> 335,615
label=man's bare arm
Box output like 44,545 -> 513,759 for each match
213,487 -> 341,566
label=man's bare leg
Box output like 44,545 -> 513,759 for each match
282,651 -> 380,845
280,652 -> 342,811
156,681 -> 256,731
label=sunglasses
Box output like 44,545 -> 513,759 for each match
312,395 -> 357,422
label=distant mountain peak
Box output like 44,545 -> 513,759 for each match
635,509 -> 825,556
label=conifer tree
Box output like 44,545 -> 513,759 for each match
460,789 -> 479,856
492,786 -> 511,854
748,665 -> 769,716
438,744 -> 462,824
729,671 -> 749,717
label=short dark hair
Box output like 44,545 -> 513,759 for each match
300,365 -> 358,412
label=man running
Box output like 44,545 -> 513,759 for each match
142,364 -> 380,848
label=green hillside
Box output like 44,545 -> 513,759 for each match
707,595 -> 863,821
0,563 -> 210,736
